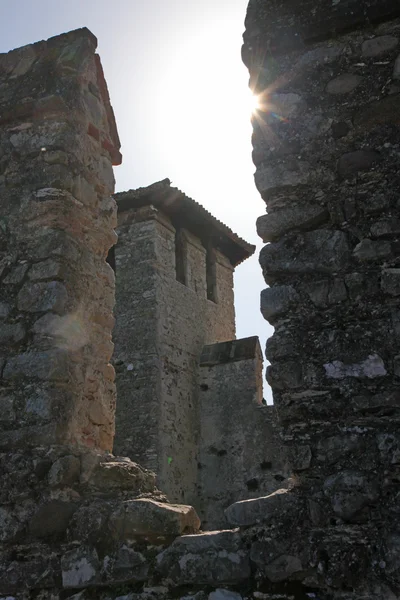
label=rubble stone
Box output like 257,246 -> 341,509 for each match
156,530 -> 250,585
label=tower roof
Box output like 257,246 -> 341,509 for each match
115,179 -> 255,267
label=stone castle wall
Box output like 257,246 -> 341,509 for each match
243,0 -> 400,596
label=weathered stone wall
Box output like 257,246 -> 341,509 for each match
0,28 -> 120,452
9,9 -> 400,598
198,337 -> 288,530
242,0 -> 400,596
113,204 -> 236,505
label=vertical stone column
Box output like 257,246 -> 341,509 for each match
243,0 -> 400,595
0,29 -> 121,452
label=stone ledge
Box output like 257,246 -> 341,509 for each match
200,336 -> 261,366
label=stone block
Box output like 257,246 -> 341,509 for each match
225,489 -> 299,527
256,205 -> 328,242
18,280 -> 68,313
0,323 -> 26,345
260,286 -> 299,322
324,354 -> 387,379
156,530 -> 250,586
337,150 -> 382,178
29,500 -> 78,538
3,350 -> 70,381
326,73 -> 363,94
2,263 -> 28,284
61,546 -> 101,589
109,498 -> 200,541
382,268 -> 400,296
260,230 -> 350,281
264,555 -> 303,583
323,471 -> 379,521
28,259 -> 64,281
48,455 -> 81,487
316,434 -> 364,465
287,445 -> 311,471
68,502 -> 111,544
102,546 -> 148,584
255,162 -> 333,197
87,459 -> 156,493
250,539 -> 291,569
266,361 -> 303,390
370,218 -> 400,238
353,239 -> 391,262
361,35 -> 398,57
307,278 -> 347,307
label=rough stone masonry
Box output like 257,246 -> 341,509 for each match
2,3 -> 400,598
243,0 -> 400,597
0,27 -> 121,452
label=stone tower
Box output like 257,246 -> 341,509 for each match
111,180 -> 287,526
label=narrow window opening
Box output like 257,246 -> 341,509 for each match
106,245 -> 116,272
206,245 -> 217,302
175,228 -> 187,285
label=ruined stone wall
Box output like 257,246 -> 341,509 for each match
0,28 -> 120,452
198,337 -> 288,530
113,206 -> 236,505
242,0 -> 400,596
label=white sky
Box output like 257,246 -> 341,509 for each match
1,0 -> 274,401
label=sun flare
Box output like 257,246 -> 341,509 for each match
248,92 -> 261,114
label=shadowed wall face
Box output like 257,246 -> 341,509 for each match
0,28 -> 121,452
244,0 -> 400,594
198,337 -> 288,530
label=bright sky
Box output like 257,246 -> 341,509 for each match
1,0 -> 273,401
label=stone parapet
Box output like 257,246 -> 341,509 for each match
198,337 -> 288,529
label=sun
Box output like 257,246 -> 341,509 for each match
248,92 -> 261,114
